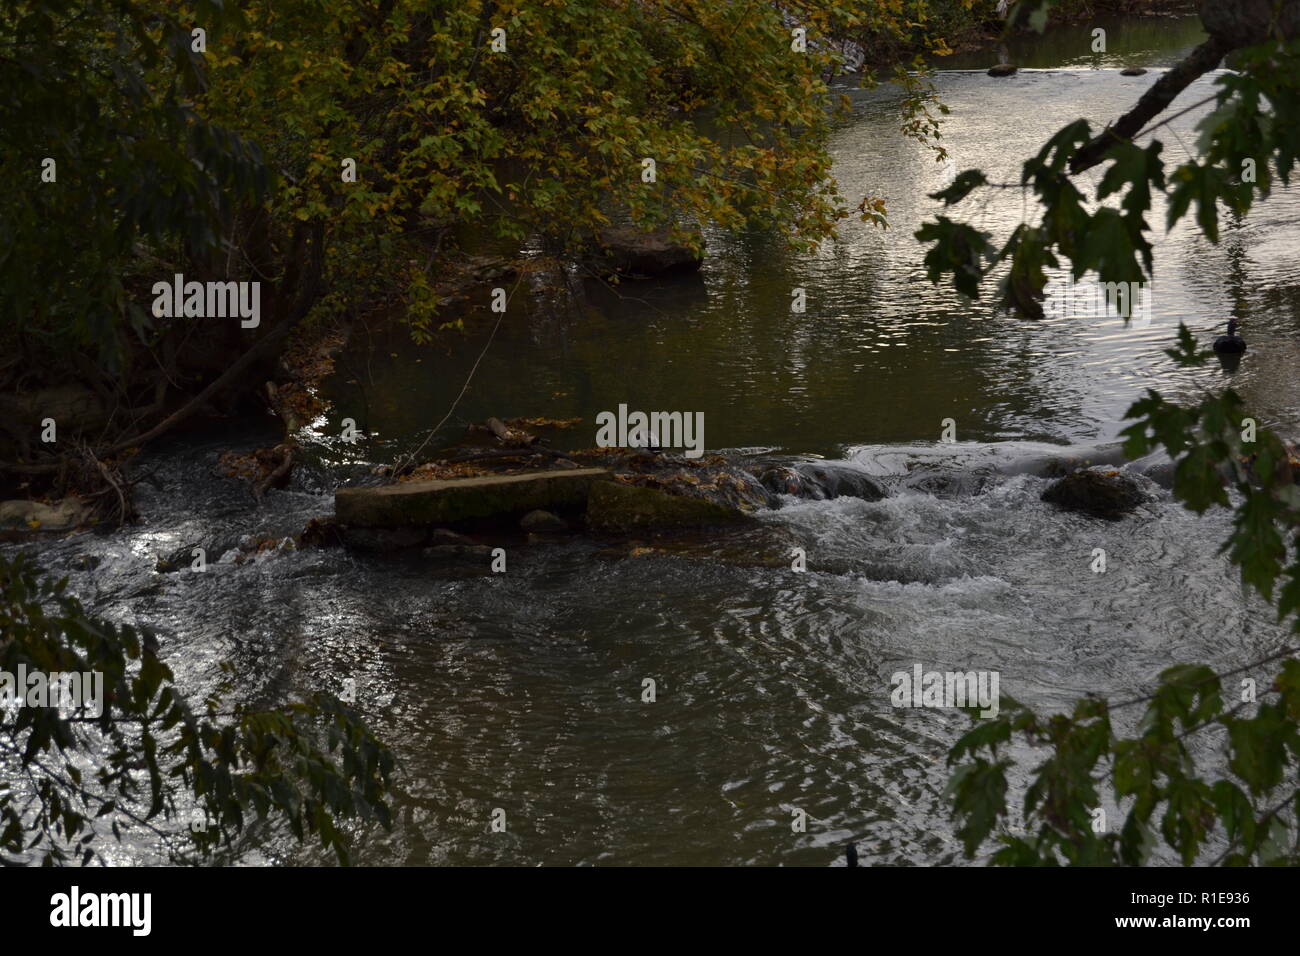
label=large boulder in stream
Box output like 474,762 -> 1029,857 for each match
592,226 -> 703,278
335,468 -> 613,531
1041,467 -> 1151,520
585,480 -> 748,533
759,462 -> 887,502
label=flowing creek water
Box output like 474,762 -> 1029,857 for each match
9,15 -> 1300,865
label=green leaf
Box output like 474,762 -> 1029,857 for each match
915,216 -> 995,298
1167,162 -> 1226,242
928,170 -> 987,206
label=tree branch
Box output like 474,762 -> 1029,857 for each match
1069,35 -> 1232,175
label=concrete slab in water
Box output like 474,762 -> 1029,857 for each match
335,469 -> 612,527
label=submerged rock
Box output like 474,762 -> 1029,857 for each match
520,509 -> 569,533
156,543 -> 209,573
593,226 -> 703,278
340,525 -> 430,551
988,64 -> 1017,77
757,466 -> 805,498
796,462 -> 886,501
422,544 -> 493,560
299,516 -> 345,548
585,480 -> 748,533
1041,467 -> 1151,520
1120,67 -> 1148,76
427,527 -> 475,546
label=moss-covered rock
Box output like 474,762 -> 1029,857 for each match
1041,467 -> 1151,520
592,226 -> 703,278
585,480 -> 748,532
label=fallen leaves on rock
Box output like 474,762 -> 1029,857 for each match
217,447 -> 291,484
399,461 -> 496,482
507,417 -> 583,429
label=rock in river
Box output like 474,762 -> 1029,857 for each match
759,461 -> 887,502
520,509 -> 569,533
585,480 -> 748,533
592,226 -> 703,278
1040,467 -> 1151,520
340,525 -> 431,551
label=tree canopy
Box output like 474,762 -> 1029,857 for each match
4,0 -> 958,372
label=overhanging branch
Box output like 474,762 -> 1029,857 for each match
1068,35 -> 1232,176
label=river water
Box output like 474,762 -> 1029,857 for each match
11,15 -> 1300,865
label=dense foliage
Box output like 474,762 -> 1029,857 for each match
0,551 -> 394,865
3,0 -> 976,377
1,0 -> 268,375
